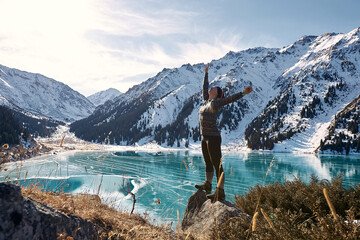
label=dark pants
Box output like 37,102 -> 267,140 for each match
201,135 -> 224,183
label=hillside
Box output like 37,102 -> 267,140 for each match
0,105 -> 28,145
320,95 -> 360,154
0,64 -> 95,122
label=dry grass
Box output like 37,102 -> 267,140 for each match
22,186 -> 182,240
212,176 -> 360,240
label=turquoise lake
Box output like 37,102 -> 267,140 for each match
1,151 -> 359,227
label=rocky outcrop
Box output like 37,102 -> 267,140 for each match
0,183 -> 98,240
181,190 -> 250,239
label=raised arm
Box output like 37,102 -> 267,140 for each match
203,64 -> 209,100
212,86 -> 253,109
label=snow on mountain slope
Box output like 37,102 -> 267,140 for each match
318,95 -> 360,154
0,64 -> 95,122
71,34 -> 316,146
71,27 -> 360,153
247,28 -> 360,153
87,88 -> 122,107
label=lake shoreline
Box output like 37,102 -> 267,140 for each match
2,123 -> 358,170
2,138 -> 359,169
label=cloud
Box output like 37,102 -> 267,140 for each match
0,0 -> 281,96
177,33 -> 247,64
90,0 -> 197,37
0,0 -> 204,95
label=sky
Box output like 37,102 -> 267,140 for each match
0,0 -> 359,96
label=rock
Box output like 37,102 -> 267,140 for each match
0,183 -> 98,240
181,190 -> 250,239
181,189 -> 208,229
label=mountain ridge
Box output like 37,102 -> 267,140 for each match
70,27 -> 360,154
87,88 -> 122,107
0,64 -> 95,123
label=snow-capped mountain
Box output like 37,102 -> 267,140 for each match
247,28 -> 360,153
0,64 -> 95,122
70,27 -> 360,154
87,88 -> 122,107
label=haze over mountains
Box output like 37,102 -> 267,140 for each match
1,27 -> 359,153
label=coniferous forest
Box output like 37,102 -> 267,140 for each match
0,106 -> 26,145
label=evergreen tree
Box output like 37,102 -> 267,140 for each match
0,106 -> 21,145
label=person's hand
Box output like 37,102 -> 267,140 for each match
204,64 -> 209,73
243,86 -> 252,94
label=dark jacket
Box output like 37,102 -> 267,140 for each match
199,72 -> 244,136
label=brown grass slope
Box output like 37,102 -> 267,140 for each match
213,176 -> 360,240
22,186 -> 181,240
16,176 -> 360,240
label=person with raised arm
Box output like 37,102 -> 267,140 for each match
195,63 -> 253,202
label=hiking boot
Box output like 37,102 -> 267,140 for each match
195,181 -> 212,194
206,187 -> 225,203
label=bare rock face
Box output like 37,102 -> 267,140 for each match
0,183 -> 98,240
181,190 -> 250,239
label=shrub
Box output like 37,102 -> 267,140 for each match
213,176 -> 360,239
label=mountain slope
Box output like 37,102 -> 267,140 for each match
0,64 -> 95,122
0,106 -> 28,145
319,95 -> 360,154
0,105 -> 61,145
87,88 -> 122,107
70,27 -> 360,153
247,28 -> 360,153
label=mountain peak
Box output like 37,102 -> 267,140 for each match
0,64 -> 95,122
87,88 -> 122,107
224,50 -> 238,57
296,35 -> 318,45
346,26 -> 360,38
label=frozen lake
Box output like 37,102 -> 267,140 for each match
1,151 -> 360,227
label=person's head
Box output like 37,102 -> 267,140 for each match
209,86 -> 224,99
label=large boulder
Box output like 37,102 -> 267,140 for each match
0,183 -> 98,240
181,190 -> 250,239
